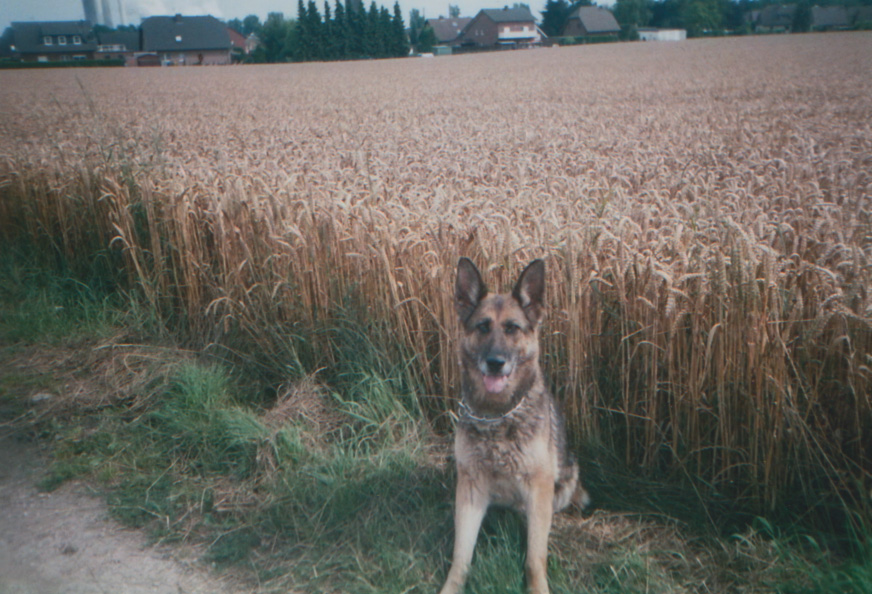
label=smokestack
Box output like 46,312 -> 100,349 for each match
115,0 -> 125,26
82,0 -> 98,25
100,0 -> 114,27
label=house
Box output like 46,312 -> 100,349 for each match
8,21 -> 98,62
811,6 -> 851,31
637,28 -> 687,41
427,16 -> 472,45
454,7 -> 544,48
140,14 -> 231,66
94,29 -> 141,64
753,4 -> 796,32
562,6 -> 620,39
226,26 -> 247,52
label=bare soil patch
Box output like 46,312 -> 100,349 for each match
0,432 -> 250,594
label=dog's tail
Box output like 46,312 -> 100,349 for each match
555,462 -> 590,512
573,484 -> 591,510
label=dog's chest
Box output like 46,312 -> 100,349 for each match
457,411 -> 552,479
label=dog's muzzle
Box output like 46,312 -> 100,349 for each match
481,357 -> 512,393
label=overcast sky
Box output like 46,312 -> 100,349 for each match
2,0 -> 612,33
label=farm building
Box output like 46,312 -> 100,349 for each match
140,14 -> 231,66
454,7 -> 544,48
637,28 -> 687,41
562,6 -> 620,39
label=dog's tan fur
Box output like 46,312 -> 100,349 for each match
440,258 -> 587,594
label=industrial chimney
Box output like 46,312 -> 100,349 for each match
100,0 -> 114,27
82,0 -> 98,25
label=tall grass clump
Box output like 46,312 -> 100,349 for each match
1,33 -> 870,534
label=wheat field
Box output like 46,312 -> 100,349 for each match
1,33 -> 871,521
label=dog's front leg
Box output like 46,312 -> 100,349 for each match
440,469 -> 489,594
525,474 -> 555,594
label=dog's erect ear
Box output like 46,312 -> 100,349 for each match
512,259 -> 546,325
456,258 -> 487,323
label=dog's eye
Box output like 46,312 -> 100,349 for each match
504,322 -> 521,335
476,320 -> 491,335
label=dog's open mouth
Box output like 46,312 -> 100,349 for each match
482,373 -> 510,394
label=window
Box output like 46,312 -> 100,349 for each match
72,35 -> 82,45
43,36 -> 53,45
175,35 -> 183,42
58,35 -> 67,45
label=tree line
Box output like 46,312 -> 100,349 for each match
538,0 -> 871,40
228,0 -> 409,63
611,0 -> 872,39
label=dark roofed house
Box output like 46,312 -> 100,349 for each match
427,16 -> 473,45
141,14 -> 231,65
455,7 -> 543,48
811,6 -> 851,30
562,6 -> 620,38
9,21 -> 97,62
754,4 -> 796,32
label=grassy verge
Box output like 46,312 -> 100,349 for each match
1,258 -> 870,594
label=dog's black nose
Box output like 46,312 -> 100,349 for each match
486,357 -> 506,374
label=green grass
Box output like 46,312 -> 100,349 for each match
2,258 -> 872,594
0,252 -> 126,344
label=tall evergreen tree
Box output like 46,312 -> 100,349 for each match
294,0 -> 310,60
378,6 -> 393,57
334,0 -> 349,58
392,2 -> 410,57
323,1 -> 337,59
306,0 -> 324,60
364,1 -> 380,57
346,0 -> 364,58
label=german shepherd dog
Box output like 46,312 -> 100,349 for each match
440,258 -> 587,594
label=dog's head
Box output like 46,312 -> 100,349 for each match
455,258 -> 545,413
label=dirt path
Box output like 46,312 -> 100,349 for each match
0,433 -> 250,594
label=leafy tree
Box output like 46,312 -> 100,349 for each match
793,0 -> 812,32
680,0 -> 723,36
228,15 -> 261,36
541,0 -> 571,37
417,24 -> 437,52
613,0 -> 652,39
449,4 -> 461,17
242,15 -> 262,36
409,8 -> 426,48
256,12 -> 290,62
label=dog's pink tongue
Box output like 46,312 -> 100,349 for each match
483,374 -> 508,393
